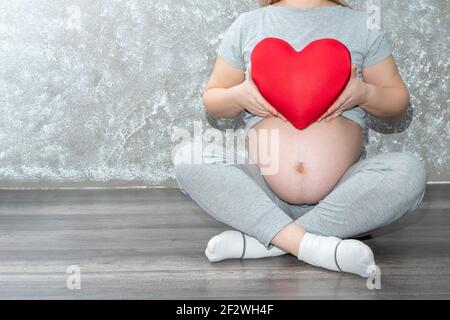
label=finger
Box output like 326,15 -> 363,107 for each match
319,68 -> 355,123
327,96 -> 356,122
256,95 -> 287,122
249,107 -> 271,117
351,64 -> 357,78
325,105 -> 346,122
318,101 -> 339,122
254,95 -> 274,114
250,99 -> 271,117
257,108 -> 272,117
252,89 -> 284,119
318,100 -> 342,122
248,68 -> 254,83
278,113 -> 287,122
248,75 -> 286,121
336,99 -> 356,116
326,110 -> 344,122
321,94 -> 352,122
318,110 -> 330,122
265,103 -> 287,122
244,98 -> 265,116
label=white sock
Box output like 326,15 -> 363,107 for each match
205,230 -> 287,262
298,233 -> 377,278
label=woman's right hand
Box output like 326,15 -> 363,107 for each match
230,69 -> 287,121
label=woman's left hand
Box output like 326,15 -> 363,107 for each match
318,64 -> 369,123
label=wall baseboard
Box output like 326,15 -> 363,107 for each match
426,181 -> 450,185
0,182 -> 448,190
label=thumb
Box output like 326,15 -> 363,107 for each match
247,67 -> 254,83
351,64 -> 357,78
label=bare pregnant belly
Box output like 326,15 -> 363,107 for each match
248,116 -> 363,205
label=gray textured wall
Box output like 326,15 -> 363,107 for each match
0,0 -> 448,187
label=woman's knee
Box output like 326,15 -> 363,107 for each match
392,153 -> 426,190
172,141 -> 199,193
172,140 -> 199,167
385,153 -> 427,211
172,140 -> 234,194
401,153 -> 427,211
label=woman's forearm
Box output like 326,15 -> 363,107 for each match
204,79 -> 410,121
202,87 -> 244,119
360,82 -> 410,119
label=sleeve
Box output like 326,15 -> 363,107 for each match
363,28 -> 393,67
217,13 -> 247,70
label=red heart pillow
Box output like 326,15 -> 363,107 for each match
251,38 -> 351,130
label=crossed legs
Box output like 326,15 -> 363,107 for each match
173,141 -> 427,277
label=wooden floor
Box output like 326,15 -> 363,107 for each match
0,185 -> 449,300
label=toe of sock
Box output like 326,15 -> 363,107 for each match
205,237 -> 220,262
356,243 -> 376,278
206,237 -> 217,253
366,264 -> 378,277
337,240 -> 377,278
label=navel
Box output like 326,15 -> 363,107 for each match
296,162 -> 305,174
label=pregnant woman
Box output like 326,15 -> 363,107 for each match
173,0 -> 427,277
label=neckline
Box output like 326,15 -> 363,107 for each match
267,4 -> 343,13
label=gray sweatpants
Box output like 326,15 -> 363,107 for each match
173,140 -> 427,248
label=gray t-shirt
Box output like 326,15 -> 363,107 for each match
218,5 -> 393,131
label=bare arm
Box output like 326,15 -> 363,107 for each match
361,56 -> 410,118
321,56 -> 410,122
202,57 -> 286,120
202,57 -> 246,118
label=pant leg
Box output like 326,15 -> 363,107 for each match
296,152 -> 427,238
174,138 -> 427,244
173,140 -> 296,248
